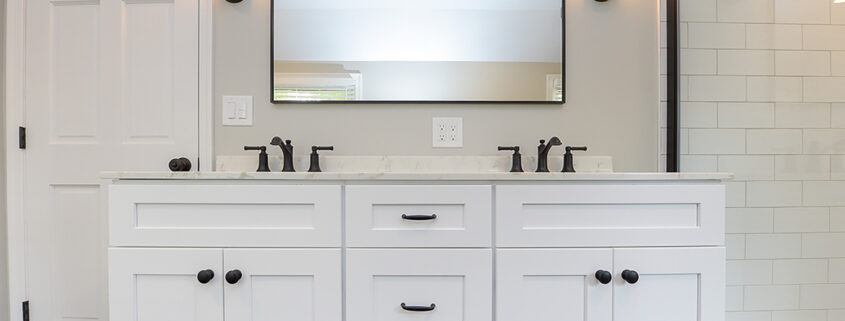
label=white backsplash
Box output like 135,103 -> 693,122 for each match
216,155 -> 613,173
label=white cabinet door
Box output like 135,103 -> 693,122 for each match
108,248 -> 223,321
346,249 -> 492,321
613,248 -> 725,321
224,249 -> 342,321
497,249 -> 613,321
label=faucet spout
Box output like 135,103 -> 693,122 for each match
536,136 -> 562,172
271,137 -> 296,172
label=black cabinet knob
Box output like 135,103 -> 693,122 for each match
621,270 -> 639,284
226,270 -> 243,284
169,157 -> 192,172
197,269 -> 215,284
595,270 -> 612,284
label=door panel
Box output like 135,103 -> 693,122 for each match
223,249 -> 342,321
24,0 -> 200,320
613,247 -> 725,321
108,249 -> 223,321
496,249 -> 613,321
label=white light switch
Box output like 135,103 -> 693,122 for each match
222,96 -> 253,126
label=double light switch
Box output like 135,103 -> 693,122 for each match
222,96 -> 253,126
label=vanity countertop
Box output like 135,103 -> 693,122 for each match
102,171 -> 733,181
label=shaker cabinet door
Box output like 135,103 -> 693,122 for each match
223,249 -> 342,321
108,248 -> 224,321
496,249 -> 613,321
613,247 -> 726,321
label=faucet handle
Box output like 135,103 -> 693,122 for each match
498,146 -> 524,173
563,146 -> 588,173
244,146 -> 270,172
308,146 -> 334,172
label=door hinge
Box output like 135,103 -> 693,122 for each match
22,301 -> 30,321
19,127 -> 26,149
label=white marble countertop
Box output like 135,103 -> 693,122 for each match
102,171 -> 733,181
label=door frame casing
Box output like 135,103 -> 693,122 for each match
2,0 -> 215,319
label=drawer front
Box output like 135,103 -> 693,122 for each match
346,249 -> 492,321
109,185 -> 341,247
496,184 -> 725,247
346,185 -> 492,247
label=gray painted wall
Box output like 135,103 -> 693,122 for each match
214,0 -> 660,172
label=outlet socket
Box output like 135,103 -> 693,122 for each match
432,117 -> 463,148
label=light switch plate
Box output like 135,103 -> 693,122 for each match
432,117 -> 463,148
222,96 -> 253,126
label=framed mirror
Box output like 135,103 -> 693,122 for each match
272,0 -> 565,104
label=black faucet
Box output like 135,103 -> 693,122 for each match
562,146 -> 588,172
536,137 -> 562,172
271,137 -> 296,172
308,146 -> 334,172
244,146 -> 271,172
498,146 -> 524,172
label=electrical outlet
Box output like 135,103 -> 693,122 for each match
432,117 -> 463,148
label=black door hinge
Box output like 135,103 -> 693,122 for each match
22,301 -> 30,321
19,127 -> 26,149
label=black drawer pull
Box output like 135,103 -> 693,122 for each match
401,214 -> 437,221
401,303 -> 436,311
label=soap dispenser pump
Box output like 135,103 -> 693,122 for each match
244,146 -> 271,172
498,146 -> 524,172
562,146 -> 588,173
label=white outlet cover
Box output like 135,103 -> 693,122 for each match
222,96 -> 253,126
432,117 -> 463,148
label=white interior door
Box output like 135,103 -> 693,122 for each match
496,249 -> 613,321
613,247 -> 726,321
23,0 -> 200,320
108,248 -> 223,321
223,249 -> 342,321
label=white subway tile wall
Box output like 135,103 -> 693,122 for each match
672,0 -> 845,318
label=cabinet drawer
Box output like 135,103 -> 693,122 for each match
346,185 -> 492,247
496,184 -> 725,247
346,249 -> 492,321
109,185 -> 341,247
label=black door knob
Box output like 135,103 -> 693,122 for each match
621,270 -> 639,284
197,269 -> 215,284
226,270 -> 243,284
595,270 -> 612,284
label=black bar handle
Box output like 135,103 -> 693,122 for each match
401,303 -> 436,312
401,214 -> 438,221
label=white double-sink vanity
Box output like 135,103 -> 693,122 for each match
103,157 -> 730,321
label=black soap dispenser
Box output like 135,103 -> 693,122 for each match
244,146 -> 271,172
562,146 -> 587,172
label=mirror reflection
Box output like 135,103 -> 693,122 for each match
272,0 -> 564,103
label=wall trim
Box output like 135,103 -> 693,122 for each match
4,0 -> 28,319
199,0 -> 214,171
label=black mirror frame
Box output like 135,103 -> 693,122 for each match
666,0 -> 680,172
269,0 -> 566,105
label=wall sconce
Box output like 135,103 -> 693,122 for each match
226,0 -> 243,3
837,0 -> 845,3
